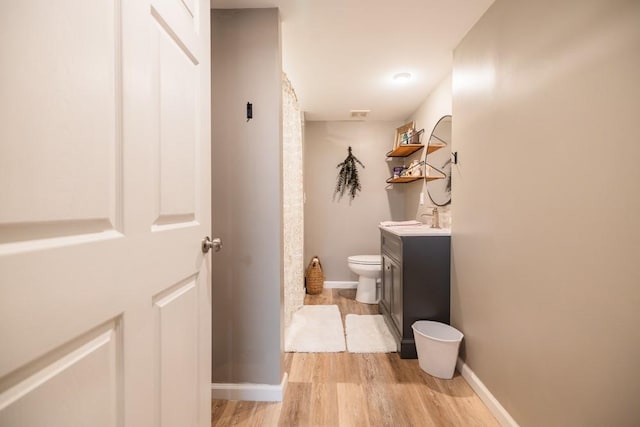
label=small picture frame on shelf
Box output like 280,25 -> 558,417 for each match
394,121 -> 415,149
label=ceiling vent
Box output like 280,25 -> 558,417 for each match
350,109 -> 370,120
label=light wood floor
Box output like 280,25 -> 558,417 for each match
211,289 -> 499,426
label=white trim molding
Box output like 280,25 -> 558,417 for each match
323,281 -> 358,289
211,372 -> 288,402
456,358 -> 520,427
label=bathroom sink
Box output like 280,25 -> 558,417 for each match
379,225 -> 451,237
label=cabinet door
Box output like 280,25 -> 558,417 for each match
391,258 -> 403,334
382,254 -> 393,313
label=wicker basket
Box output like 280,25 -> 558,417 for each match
305,256 -> 324,295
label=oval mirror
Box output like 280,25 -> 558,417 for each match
426,115 -> 452,206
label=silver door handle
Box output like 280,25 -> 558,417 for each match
202,236 -> 222,253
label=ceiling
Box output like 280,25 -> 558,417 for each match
210,0 -> 494,121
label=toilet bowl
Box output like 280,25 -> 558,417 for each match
347,255 -> 382,304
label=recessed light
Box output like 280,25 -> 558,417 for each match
393,72 -> 412,82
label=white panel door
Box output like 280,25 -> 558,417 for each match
0,1 -> 211,426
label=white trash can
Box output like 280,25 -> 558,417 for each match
412,321 -> 464,379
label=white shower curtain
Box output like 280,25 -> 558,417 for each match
282,73 -> 305,327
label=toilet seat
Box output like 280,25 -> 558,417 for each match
348,255 -> 381,265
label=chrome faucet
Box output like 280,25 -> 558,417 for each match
431,207 -> 440,229
419,207 -> 440,228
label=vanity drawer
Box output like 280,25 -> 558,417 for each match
381,231 -> 401,259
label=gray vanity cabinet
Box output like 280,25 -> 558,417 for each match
381,254 -> 401,329
379,228 -> 451,358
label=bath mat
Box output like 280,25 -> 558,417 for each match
285,305 -> 346,352
345,314 -> 397,353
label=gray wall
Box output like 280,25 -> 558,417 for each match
304,121 -> 404,280
211,8 -> 283,386
404,74 -> 453,225
452,0 -> 640,425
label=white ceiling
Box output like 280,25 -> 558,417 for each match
210,0 -> 494,121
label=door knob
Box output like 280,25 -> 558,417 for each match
202,236 -> 222,253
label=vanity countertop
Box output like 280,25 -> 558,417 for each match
379,224 -> 451,237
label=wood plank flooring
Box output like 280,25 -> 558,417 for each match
211,289 -> 499,426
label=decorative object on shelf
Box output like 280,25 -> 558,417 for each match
334,146 -> 365,200
404,128 -> 413,144
408,159 -> 422,177
426,115 -> 452,206
394,121 -> 415,149
393,166 -> 403,179
409,128 -> 425,144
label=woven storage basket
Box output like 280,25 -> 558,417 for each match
305,256 -> 324,295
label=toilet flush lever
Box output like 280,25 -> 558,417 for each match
202,236 -> 222,253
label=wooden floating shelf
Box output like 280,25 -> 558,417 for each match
427,143 -> 446,154
386,144 -> 424,158
386,143 -> 446,158
386,176 -> 444,184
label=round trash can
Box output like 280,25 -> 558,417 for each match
412,321 -> 464,379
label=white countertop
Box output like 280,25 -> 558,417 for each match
379,224 -> 451,237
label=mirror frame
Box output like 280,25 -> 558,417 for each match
426,115 -> 452,206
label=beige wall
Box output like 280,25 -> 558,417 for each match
404,74 -> 453,225
452,0 -> 640,425
304,121 -> 404,280
211,8 -> 283,386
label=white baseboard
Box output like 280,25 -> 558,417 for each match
211,372 -> 288,402
323,280 -> 358,289
457,358 -> 519,427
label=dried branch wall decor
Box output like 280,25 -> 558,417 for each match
334,146 -> 365,201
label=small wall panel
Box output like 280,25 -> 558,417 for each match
0,321 -> 121,427
151,13 -> 198,228
0,0 -> 122,243
153,278 -> 198,427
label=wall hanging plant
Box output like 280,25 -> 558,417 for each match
334,146 -> 365,201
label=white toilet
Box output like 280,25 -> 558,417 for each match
347,255 -> 382,304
